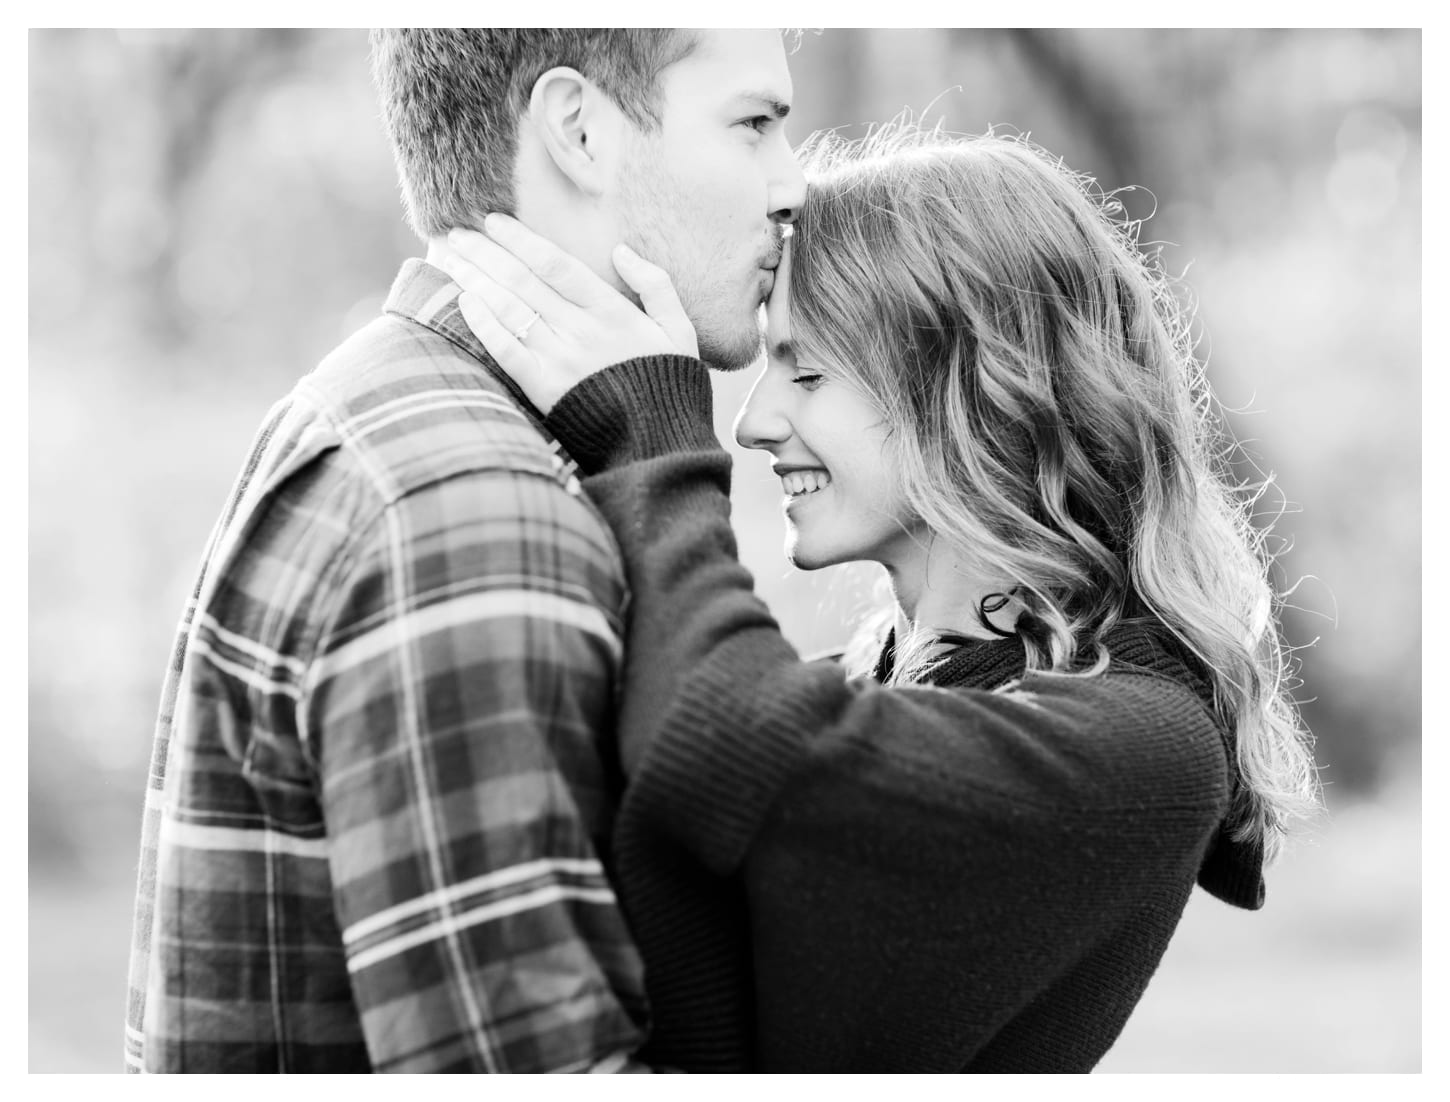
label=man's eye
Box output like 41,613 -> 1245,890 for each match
741,116 -> 772,133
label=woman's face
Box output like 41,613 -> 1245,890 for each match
733,246 -> 926,575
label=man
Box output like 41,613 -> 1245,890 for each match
124,28 -> 804,1072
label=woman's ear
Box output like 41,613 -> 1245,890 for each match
526,66 -> 624,198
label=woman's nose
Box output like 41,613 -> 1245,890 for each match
733,365 -> 792,452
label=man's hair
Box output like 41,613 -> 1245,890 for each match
369,29 -> 697,239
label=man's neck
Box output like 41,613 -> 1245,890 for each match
425,217 -> 639,323
423,237 -> 454,270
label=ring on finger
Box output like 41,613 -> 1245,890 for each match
512,310 -> 542,343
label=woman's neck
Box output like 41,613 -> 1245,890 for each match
887,542 -> 1019,648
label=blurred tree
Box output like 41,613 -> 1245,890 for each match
118,30 -> 312,346
998,29 -> 1151,216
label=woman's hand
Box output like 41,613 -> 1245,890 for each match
435,213 -> 699,415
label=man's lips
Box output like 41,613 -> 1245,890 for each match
761,233 -> 785,271
756,239 -> 784,300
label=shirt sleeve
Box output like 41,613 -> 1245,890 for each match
301,466 -> 651,1073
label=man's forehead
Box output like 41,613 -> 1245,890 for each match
672,29 -> 793,99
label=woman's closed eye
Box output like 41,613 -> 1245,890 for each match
791,372 -> 825,391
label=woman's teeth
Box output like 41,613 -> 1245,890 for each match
782,470 -> 831,496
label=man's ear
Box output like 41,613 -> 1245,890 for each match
526,66 -> 624,198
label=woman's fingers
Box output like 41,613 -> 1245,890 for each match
456,290 -> 572,414
456,290 -> 532,375
441,215 -> 702,415
452,216 -> 696,358
436,244 -> 548,336
482,213 -> 616,307
612,243 -> 699,357
445,228 -> 575,322
437,244 -> 576,409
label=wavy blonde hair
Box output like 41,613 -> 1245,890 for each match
789,121 -> 1319,860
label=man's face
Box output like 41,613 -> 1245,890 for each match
615,30 -> 807,371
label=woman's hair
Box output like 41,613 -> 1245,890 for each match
788,119 -> 1319,860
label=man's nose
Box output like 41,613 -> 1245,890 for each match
734,368 -> 793,451
768,147 -> 808,226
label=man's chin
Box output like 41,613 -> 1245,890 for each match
697,320 -> 767,372
696,333 -> 765,371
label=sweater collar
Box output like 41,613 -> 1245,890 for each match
872,628 -> 1026,689
876,619 -> 1214,696
875,619 -> 1266,911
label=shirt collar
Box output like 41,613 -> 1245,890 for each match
383,258 -> 549,431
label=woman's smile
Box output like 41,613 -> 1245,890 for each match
779,467 -> 831,498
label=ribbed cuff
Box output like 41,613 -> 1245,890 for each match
1197,827 -> 1266,909
545,356 -> 717,475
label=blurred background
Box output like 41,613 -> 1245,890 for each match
29,29 -> 1420,1072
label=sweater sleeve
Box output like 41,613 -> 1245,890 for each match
547,357 -> 818,868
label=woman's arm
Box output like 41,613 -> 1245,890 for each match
549,358 -> 818,861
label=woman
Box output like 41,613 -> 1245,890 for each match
436,124 -> 1319,1072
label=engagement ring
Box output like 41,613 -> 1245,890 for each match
513,311 -> 541,342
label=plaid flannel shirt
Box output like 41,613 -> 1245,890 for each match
124,260 -> 649,1072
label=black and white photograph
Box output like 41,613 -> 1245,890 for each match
27,25 -> 1424,1074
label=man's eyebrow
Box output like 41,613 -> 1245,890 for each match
736,94 -> 791,119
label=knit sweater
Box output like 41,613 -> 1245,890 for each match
545,356 -> 1266,1073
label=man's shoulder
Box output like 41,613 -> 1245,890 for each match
298,311 -> 568,505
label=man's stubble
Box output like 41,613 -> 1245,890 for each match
616,141 -> 767,372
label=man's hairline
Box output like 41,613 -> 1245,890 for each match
653,28 -> 702,94
652,30 -> 797,118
